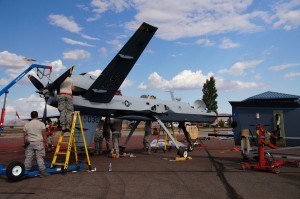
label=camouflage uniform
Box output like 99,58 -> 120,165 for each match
94,118 -> 111,155
24,118 -> 47,171
58,76 -> 74,131
143,121 -> 152,154
110,119 -> 123,155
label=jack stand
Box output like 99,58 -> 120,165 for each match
154,116 -> 189,159
242,123 -> 285,174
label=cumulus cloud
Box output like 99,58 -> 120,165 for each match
269,63 -> 300,71
63,49 -> 91,60
218,60 -> 263,76
216,77 -> 267,91
138,70 -> 213,90
0,51 -> 27,67
62,37 -> 95,47
138,69 -> 267,92
88,69 -> 102,76
12,94 -> 59,120
120,79 -> 133,88
219,38 -> 240,49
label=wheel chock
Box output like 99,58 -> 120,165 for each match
175,156 -> 192,161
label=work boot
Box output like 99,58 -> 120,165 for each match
40,171 -> 50,178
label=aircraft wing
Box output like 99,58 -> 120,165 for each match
83,22 -> 157,103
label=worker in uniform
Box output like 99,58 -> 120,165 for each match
110,118 -> 123,158
94,118 -> 111,155
143,121 -> 152,155
58,74 -> 74,132
23,111 -> 49,177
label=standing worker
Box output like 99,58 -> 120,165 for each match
58,73 -> 74,132
143,121 -> 152,155
23,111 -> 49,177
94,117 -> 111,155
110,118 -> 123,158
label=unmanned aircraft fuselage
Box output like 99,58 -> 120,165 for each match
29,22 -> 216,155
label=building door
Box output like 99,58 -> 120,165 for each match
273,110 -> 286,147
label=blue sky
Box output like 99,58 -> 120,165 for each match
0,0 -> 300,122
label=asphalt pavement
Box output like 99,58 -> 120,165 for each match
0,131 -> 299,199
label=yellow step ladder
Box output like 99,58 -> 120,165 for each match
51,111 -> 91,173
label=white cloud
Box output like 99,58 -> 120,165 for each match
88,69 -> 102,76
62,37 -> 95,47
81,34 -> 100,40
84,1 -> 300,40
138,70 -> 213,90
171,53 -> 183,57
12,94 -> 59,120
269,63 -> 300,71
196,38 -> 215,47
63,49 -> 91,60
0,51 -> 26,67
87,14 -> 101,22
273,0 -> 300,30
218,60 -> 263,76
48,59 -> 66,73
77,4 -> 89,11
120,79 -> 133,88
138,69 -> 267,92
145,49 -> 155,54
216,78 -> 267,91
107,39 -> 123,50
48,14 -> 83,33
0,78 -> 9,86
219,38 -> 240,49
99,47 -> 108,57
125,0 -> 269,40
284,72 -> 300,79
91,0 -> 132,14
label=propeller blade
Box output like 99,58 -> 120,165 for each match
27,74 -> 45,91
47,65 -> 75,91
42,99 -> 48,124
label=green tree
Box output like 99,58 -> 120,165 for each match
227,117 -> 232,127
202,76 -> 218,114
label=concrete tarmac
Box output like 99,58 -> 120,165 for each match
0,131 -> 299,199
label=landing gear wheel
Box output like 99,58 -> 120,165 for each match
178,148 -> 188,158
6,161 -> 25,181
273,167 -> 280,174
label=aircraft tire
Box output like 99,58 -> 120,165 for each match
273,167 -> 280,174
178,148 -> 188,158
6,161 -> 25,182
